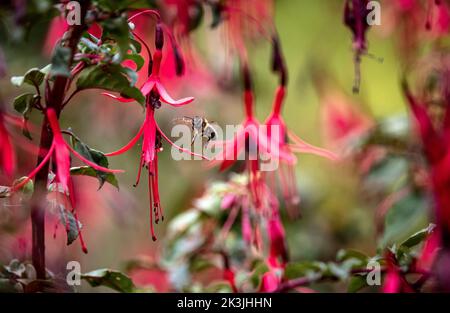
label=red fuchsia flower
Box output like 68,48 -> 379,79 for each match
383,251 -> 414,293
225,0 -> 274,43
220,252 -> 238,293
344,0 -> 371,93
267,211 -> 288,269
264,85 -> 339,218
404,81 -> 450,291
425,0 -> 450,33
10,109 -> 122,253
162,0 -> 199,37
259,206 -> 288,293
103,11 -> 193,105
319,90 -> 373,151
417,228 -> 440,271
259,270 -> 280,293
103,12 -> 206,240
0,109 -> 16,177
12,108 -> 123,194
212,66 -> 295,213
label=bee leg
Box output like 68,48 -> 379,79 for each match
191,131 -> 198,146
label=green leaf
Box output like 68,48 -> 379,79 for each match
284,261 -> 326,280
93,0 -> 157,12
13,93 -> 35,114
101,16 -> 130,59
81,269 -> 135,293
400,223 -> 436,249
366,157 -> 408,190
167,209 -> 201,239
12,93 -> 37,139
69,133 -> 119,190
348,275 -> 368,293
58,206 -> 82,245
249,261 -> 269,288
12,177 -> 34,194
381,192 -> 429,247
123,53 -> 144,72
50,46 -> 71,77
11,65 -> 50,87
336,249 -> 368,263
0,279 -> 22,293
70,166 -> 119,189
76,64 -> 144,104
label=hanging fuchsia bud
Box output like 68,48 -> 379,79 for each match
268,213 -> 288,267
242,64 -> 253,92
155,22 -> 164,50
344,0 -> 370,52
271,34 -> 287,86
172,43 -> 185,76
344,0 -> 370,93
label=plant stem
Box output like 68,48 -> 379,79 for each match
30,119 -> 52,279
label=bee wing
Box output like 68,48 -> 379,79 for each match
172,116 -> 194,126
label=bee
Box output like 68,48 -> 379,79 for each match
173,116 -> 217,145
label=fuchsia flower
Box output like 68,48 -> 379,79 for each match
103,11 -> 206,240
404,81 -> 450,290
0,110 -> 16,177
163,0 -> 197,36
224,0 -> 274,56
425,0 -> 450,33
259,207 -> 288,293
213,67 -> 296,211
404,85 -> 450,233
344,0 -> 371,93
320,90 -> 373,150
13,108 -> 123,193
264,85 -> 338,217
383,251 -> 414,293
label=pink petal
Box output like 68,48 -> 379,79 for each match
66,143 -> 124,173
140,80 -> 156,97
288,130 -> 339,161
218,130 -> 246,171
102,92 -> 135,103
0,121 -> 16,177
54,139 -> 72,191
105,122 -> 145,156
12,144 -> 55,192
155,81 -> 194,107
142,109 -> 156,164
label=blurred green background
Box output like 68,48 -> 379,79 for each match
0,0 -> 410,291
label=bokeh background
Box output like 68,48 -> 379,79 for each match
0,0 -> 419,292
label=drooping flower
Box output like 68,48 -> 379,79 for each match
344,0 -> 371,93
319,90 -> 373,151
0,109 -> 16,177
212,66 -> 295,213
403,78 -> 450,291
424,0 -> 450,33
12,108 -> 123,193
383,251 -> 414,293
264,85 -> 338,218
103,13 -> 206,240
222,0 -> 274,57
